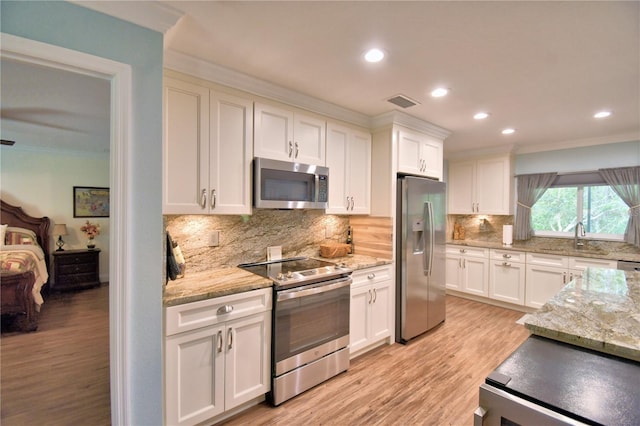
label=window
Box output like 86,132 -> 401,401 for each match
532,184 -> 627,240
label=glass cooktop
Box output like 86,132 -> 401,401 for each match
239,257 -> 351,289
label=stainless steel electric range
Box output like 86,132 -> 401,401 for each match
239,257 -> 353,405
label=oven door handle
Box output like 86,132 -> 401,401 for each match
277,277 -> 352,301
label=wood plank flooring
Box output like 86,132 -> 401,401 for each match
1,284 -> 111,426
222,296 -> 529,426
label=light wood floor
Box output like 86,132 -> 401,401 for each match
222,296 -> 529,426
1,284 -> 111,426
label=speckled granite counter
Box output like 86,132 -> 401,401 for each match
319,254 -> 393,270
447,237 -> 640,262
523,268 -> 640,362
163,267 -> 272,307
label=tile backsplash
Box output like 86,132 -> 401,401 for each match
447,214 -> 514,243
165,210 -> 350,273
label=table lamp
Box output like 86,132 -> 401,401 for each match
53,224 -> 68,251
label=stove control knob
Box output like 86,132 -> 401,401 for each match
276,273 -> 285,281
286,271 -> 294,279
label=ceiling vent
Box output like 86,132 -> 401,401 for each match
386,94 -> 420,109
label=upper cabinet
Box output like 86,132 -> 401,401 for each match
397,129 -> 444,180
326,122 -> 371,214
163,77 -> 253,215
448,154 -> 514,215
254,102 -> 326,165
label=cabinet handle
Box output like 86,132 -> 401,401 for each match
216,304 -> 233,315
346,196 -> 350,209
217,330 -> 223,353
350,196 -> 355,210
200,189 -> 207,209
368,289 -> 373,304
210,189 -> 216,209
227,328 -> 233,350
503,254 -> 511,259
294,142 -> 299,158
372,288 -> 377,304
288,141 -> 293,157
460,249 -> 466,253
476,203 -> 480,212
463,259 -> 466,268
367,273 -> 375,280
563,272 -> 567,284
502,262 -> 511,267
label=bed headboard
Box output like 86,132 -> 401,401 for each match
1,200 -> 51,275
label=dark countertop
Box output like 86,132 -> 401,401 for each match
447,236 -> 640,262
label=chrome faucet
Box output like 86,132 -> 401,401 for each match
574,221 -> 585,249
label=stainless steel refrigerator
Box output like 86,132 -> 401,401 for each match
396,175 -> 446,343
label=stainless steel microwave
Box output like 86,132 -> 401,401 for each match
254,157 -> 329,209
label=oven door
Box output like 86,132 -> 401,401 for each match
475,384 -> 588,426
273,276 -> 351,376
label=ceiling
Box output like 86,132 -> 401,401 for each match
3,1 -> 639,157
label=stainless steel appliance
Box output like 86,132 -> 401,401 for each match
253,157 -> 329,209
476,335 -> 640,425
396,175 -> 446,342
618,260 -> 640,271
239,257 -> 352,405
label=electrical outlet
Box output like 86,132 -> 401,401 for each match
325,225 -> 333,238
208,230 -> 220,247
267,246 -> 282,261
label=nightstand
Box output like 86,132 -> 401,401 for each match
51,249 -> 101,291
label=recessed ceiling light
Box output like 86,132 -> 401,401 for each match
474,112 -> 490,120
501,128 -> 516,135
364,48 -> 385,63
594,111 -> 612,119
431,87 -> 449,98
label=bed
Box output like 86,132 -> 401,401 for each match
1,200 -> 51,331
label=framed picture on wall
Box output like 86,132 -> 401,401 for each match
73,186 -> 110,218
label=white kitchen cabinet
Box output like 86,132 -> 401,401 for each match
568,257 -> 618,281
349,265 -> 393,357
489,249 -> 526,305
163,77 -> 253,215
397,129 -> 443,180
525,253 -> 568,309
165,288 -> 271,426
326,122 -> 371,214
448,154 -> 513,215
445,246 -> 489,297
254,102 -> 326,165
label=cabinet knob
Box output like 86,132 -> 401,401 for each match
367,273 -> 375,280
503,254 -> 511,259
502,262 -> 511,267
217,305 -> 233,315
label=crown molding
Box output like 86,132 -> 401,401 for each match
371,110 -> 451,140
70,1 -> 184,34
514,132 -> 640,155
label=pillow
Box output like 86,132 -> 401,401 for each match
0,224 -> 7,246
5,227 -> 38,246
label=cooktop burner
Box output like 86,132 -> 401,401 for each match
239,257 -> 352,289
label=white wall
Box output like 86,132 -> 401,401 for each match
0,147 -> 110,282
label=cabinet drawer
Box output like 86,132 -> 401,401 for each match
351,265 -> 392,288
526,253 -> 568,268
59,262 -> 96,275
569,257 -> 617,270
56,273 -> 98,286
490,249 -> 525,262
55,252 -> 97,265
165,288 -> 272,336
446,246 -> 489,258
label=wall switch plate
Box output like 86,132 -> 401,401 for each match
208,230 -> 220,247
267,246 -> 282,261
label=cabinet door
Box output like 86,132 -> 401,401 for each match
209,91 -> 253,215
325,123 -> 349,214
420,138 -> 443,180
448,161 -> 475,214
490,260 -> 525,305
525,264 -> 567,309
445,255 -> 462,291
253,102 -> 294,162
398,130 -> 422,175
370,281 -> 391,342
347,129 -> 371,214
165,325 -> 225,426
294,113 -> 326,165
462,256 -> 489,296
224,312 -> 271,410
163,78 -> 210,214
475,157 -> 511,214
349,284 -> 371,355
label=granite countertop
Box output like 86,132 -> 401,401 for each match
446,237 -> 640,262
523,268 -> 640,362
163,267 -> 272,307
163,255 -> 392,307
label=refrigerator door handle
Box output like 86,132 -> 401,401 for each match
423,201 -> 434,276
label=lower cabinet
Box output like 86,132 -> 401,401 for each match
489,249 -> 526,305
349,264 -> 393,357
445,246 -> 489,297
165,288 -> 271,426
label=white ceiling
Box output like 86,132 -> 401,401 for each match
3,1 -> 639,157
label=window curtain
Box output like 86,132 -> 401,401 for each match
599,166 -> 640,247
514,172 -> 558,240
